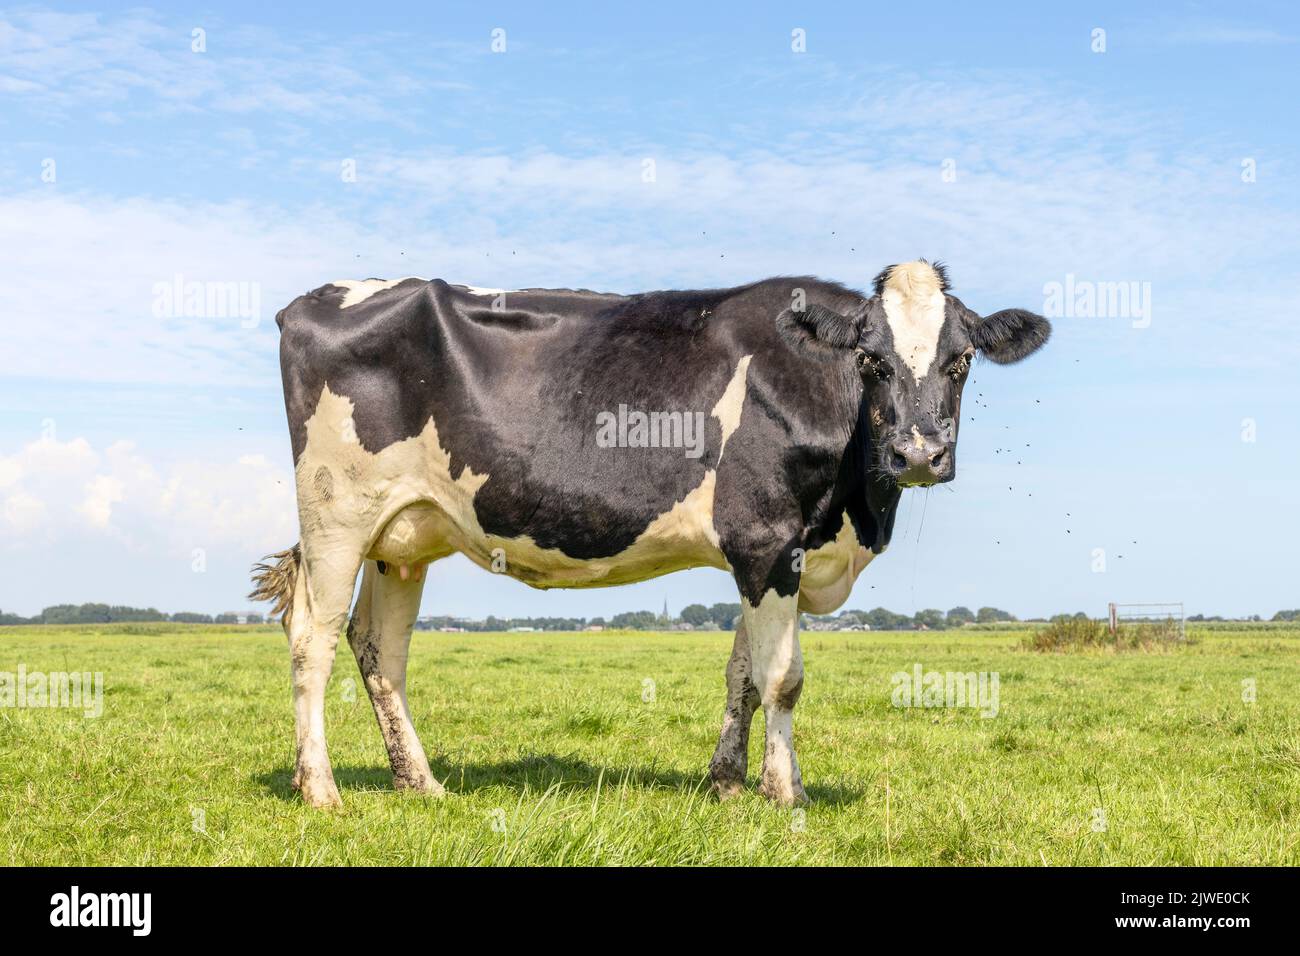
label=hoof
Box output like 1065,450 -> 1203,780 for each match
711,777 -> 746,801
295,768 -> 343,809
758,779 -> 809,808
709,756 -> 747,801
300,782 -> 343,809
395,772 -> 447,797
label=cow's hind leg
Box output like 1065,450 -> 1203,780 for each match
347,560 -> 443,795
266,544 -> 362,808
708,619 -> 760,799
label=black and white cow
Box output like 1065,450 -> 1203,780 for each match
252,260 -> 1049,808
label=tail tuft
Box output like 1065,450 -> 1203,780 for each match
249,544 -> 301,628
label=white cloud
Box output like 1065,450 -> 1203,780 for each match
80,473 -> 124,529
0,8 -> 474,122
2,490 -> 46,535
0,435 -> 295,554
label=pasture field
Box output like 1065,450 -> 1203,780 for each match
1,623 -> 1298,866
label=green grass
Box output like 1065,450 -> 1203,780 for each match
1,623 -> 1298,865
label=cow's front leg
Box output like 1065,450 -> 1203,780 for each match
742,589 -> 807,807
708,620 -> 761,799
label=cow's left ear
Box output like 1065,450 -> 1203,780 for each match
970,309 -> 1051,365
776,304 -> 861,360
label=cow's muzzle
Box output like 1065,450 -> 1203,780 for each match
886,433 -> 954,487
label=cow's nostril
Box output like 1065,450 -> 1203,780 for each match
929,447 -> 946,468
891,450 -> 908,472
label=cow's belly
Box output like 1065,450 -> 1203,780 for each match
365,498 -> 871,598
366,478 -> 730,589
798,516 -> 875,614
296,385 -> 729,589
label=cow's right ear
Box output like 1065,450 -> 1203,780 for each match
776,305 -> 860,360
970,308 -> 1051,365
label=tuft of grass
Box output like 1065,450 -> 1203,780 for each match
1024,616 -> 1186,653
1258,738 -> 1300,772
1115,618 -> 1186,649
1023,616 -> 1111,651
559,703 -> 625,737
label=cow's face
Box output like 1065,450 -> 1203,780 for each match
777,260 -> 1050,488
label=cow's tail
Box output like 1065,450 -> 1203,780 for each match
249,543 -> 301,629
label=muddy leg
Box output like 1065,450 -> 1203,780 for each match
347,560 -> 443,794
708,620 -> 761,799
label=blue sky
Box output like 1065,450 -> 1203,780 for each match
1,1 -> 1297,619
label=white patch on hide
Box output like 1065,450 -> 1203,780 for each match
881,261 -> 947,383
714,355 -> 752,459
458,285 -> 514,296
331,277 -> 424,308
797,512 -> 875,614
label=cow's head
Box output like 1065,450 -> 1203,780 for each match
778,260 -> 1050,488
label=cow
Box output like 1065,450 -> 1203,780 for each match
251,260 -> 1050,808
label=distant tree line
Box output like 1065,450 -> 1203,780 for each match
415,602 -> 746,633
676,603 -> 743,629
417,614 -> 593,632
414,604 -> 1018,633
4,602 -> 1295,631
0,604 -> 264,626
803,606 -> 1018,631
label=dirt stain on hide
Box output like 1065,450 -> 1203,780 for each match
312,465 -> 334,502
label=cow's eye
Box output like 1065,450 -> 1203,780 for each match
857,352 -> 893,380
949,350 -> 974,378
